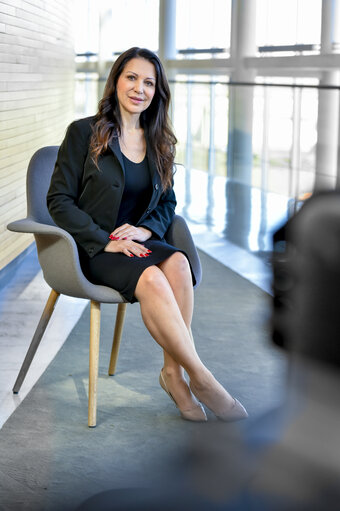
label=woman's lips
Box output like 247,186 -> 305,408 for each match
129,97 -> 143,103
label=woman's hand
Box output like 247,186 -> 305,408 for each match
109,224 -> 152,242
104,238 -> 151,258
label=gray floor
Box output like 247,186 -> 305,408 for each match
0,167 -> 287,429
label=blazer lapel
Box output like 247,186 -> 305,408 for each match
108,136 -> 125,176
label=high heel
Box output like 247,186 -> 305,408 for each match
189,382 -> 248,422
159,370 -> 207,422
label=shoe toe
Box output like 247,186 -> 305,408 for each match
181,403 -> 207,422
217,398 -> 248,422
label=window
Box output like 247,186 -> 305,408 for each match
176,0 -> 231,56
74,0 -> 159,57
256,0 -> 322,48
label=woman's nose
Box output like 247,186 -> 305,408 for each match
134,81 -> 144,94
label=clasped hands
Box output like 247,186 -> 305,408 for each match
104,223 -> 152,258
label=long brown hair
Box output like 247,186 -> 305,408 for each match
90,47 -> 177,191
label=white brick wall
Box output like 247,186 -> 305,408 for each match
0,0 -> 75,270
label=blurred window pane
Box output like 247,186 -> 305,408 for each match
74,0 -> 159,55
176,0 -> 231,54
256,0 -> 322,47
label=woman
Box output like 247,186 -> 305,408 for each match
47,47 -> 247,422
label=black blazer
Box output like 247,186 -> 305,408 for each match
47,116 -> 177,258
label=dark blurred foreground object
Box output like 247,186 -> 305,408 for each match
272,190 -> 340,367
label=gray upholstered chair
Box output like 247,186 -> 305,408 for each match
7,146 -> 202,427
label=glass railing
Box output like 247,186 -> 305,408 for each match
170,79 -> 340,257
170,79 -> 324,197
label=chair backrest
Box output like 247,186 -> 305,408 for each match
27,146 -> 59,225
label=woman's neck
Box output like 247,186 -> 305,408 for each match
120,109 -> 141,134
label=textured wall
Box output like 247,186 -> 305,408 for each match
0,0 -> 75,270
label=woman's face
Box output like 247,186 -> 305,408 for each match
116,57 -> 156,117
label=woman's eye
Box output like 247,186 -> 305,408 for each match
146,81 -> 154,87
127,75 -> 135,80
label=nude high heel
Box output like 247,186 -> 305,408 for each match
189,382 -> 248,422
159,369 -> 207,422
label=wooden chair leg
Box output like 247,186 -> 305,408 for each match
108,303 -> 127,376
88,300 -> 101,428
13,289 -> 60,394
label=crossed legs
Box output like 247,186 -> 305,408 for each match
134,252 -> 236,416
135,253 -> 202,376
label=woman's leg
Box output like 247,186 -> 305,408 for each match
135,264 -> 202,375
158,253 -> 194,372
134,264 -> 236,414
156,253 -> 196,409
157,252 -> 194,329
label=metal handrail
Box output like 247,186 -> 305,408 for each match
76,43 -> 324,60
75,74 -> 340,90
169,80 -> 340,90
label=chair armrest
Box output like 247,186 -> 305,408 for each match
7,217 -> 124,302
7,218 -> 73,241
8,218 -> 83,297
165,215 -> 202,288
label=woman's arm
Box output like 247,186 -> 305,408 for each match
47,119 -> 110,258
137,186 -> 177,239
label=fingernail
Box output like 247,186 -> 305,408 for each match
123,237 -> 127,240
147,250 -> 152,253
109,235 -> 115,240
129,254 -> 134,257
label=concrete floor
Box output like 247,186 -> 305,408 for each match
0,168 -> 287,430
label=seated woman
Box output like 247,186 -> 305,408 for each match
47,46 -> 247,422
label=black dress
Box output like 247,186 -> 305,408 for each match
80,153 -> 185,303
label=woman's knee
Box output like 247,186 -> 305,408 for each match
164,253 -> 192,284
136,265 -> 170,297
